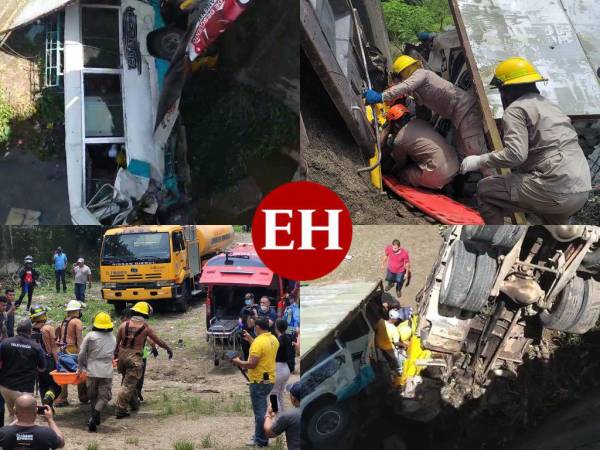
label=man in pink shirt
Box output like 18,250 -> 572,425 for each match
382,239 -> 411,298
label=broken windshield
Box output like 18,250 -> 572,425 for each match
101,232 -> 171,264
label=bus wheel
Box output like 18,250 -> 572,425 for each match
147,27 -> 185,60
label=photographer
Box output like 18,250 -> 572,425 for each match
0,393 -> 65,449
231,317 -> 279,448
264,382 -> 303,450
239,293 -> 258,360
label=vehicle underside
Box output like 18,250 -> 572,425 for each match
417,225 -> 600,408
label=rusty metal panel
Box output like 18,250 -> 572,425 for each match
455,0 -> 600,118
0,0 -> 75,33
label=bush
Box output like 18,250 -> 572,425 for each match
382,0 -> 453,46
0,91 -> 15,146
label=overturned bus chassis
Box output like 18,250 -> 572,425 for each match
300,226 -> 600,449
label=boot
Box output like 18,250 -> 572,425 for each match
92,409 -> 101,425
116,409 -> 130,419
87,417 -> 97,432
129,395 -> 140,411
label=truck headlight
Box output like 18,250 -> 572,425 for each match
155,281 -> 174,287
102,283 -> 117,289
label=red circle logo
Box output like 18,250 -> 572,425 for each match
252,181 -> 352,280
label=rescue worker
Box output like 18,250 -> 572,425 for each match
460,57 -> 592,224
114,302 -> 173,419
381,104 -> 459,190
77,312 -> 116,432
374,310 -> 402,374
30,305 -> 62,410
55,300 -> 88,407
364,55 -> 487,159
16,256 -> 39,311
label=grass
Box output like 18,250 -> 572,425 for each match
174,441 -> 195,450
125,437 -> 139,446
272,436 -> 286,450
86,443 -> 100,450
200,434 -> 215,448
148,389 -> 253,419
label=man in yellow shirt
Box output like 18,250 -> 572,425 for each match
375,309 -> 410,374
232,317 -> 279,448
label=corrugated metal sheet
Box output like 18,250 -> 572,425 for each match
300,281 -> 376,358
456,0 -> 600,118
0,0 -> 75,34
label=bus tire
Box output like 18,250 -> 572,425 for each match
147,27 -> 185,61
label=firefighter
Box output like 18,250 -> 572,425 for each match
55,300 -> 88,406
29,305 -> 62,409
114,302 -> 173,419
381,103 -> 459,189
364,54 -> 488,159
460,57 -> 592,224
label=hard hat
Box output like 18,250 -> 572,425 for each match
392,55 -> 419,75
93,312 -> 114,330
77,258 -> 84,263
131,301 -> 152,316
398,321 -> 412,341
490,57 -> 546,88
389,309 -> 402,320
66,300 -> 83,312
30,304 -> 48,321
24,255 -> 33,263
386,104 -> 410,122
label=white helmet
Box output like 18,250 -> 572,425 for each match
66,300 -> 84,312
389,309 -> 402,320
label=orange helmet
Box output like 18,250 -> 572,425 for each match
386,104 -> 409,122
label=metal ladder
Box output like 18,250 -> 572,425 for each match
44,13 -> 64,88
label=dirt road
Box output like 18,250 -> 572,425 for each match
315,225 -> 443,307
9,283 -> 296,450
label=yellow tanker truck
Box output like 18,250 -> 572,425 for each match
100,225 -> 234,312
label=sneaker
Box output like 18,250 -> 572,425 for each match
87,417 -> 97,432
115,410 -> 130,419
245,440 -> 257,447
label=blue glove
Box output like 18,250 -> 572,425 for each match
363,89 -> 383,105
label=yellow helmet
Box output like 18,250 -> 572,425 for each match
131,301 -> 152,316
392,55 -> 419,76
398,321 -> 412,341
93,312 -> 114,330
490,57 -> 546,88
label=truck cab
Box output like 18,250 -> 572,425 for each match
100,224 -> 233,312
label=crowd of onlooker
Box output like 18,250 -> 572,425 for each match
231,289 -> 302,449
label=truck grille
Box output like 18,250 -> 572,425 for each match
109,273 -> 162,281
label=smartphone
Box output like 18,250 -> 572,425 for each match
36,405 -> 47,415
269,394 -> 279,414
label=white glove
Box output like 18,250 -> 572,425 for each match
460,155 -> 482,174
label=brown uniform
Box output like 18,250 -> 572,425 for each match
56,317 -> 88,403
382,68 -> 487,158
114,317 -> 170,413
390,119 -> 459,189
478,93 -> 591,224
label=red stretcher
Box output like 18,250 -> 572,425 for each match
383,175 -> 484,224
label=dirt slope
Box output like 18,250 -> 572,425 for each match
314,225 -> 443,308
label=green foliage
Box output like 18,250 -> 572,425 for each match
174,442 -> 195,450
86,443 -> 100,450
0,90 -> 15,146
382,0 -> 453,46
182,72 -> 299,193
200,435 -> 215,448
